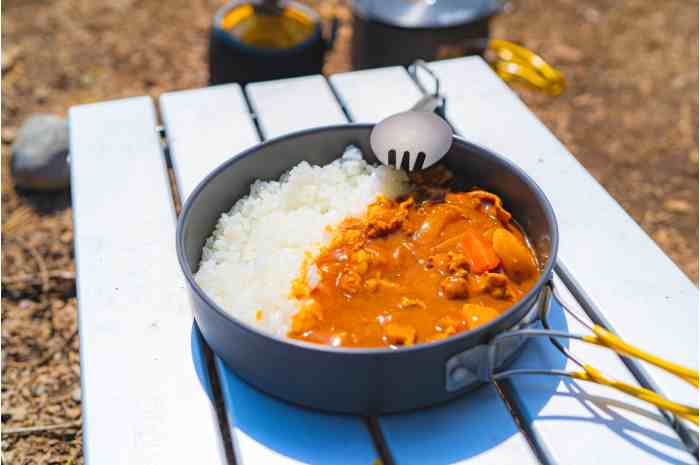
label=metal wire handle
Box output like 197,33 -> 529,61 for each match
408,59 -> 441,97
407,60 -> 448,119
490,282 -> 699,424
406,57 -> 694,421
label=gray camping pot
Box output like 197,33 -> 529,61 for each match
176,124 -> 558,414
351,0 -> 506,69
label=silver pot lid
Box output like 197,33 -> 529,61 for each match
352,0 -> 504,29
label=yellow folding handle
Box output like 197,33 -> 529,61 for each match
582,325 -> 699,388
538,283 -> 698,423
575,324 -> 698,423
570,365 -> 698,424
487,39 -> 566,96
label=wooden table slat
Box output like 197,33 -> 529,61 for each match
160,84 -> 260,200
70,97 -> 226,464
246,75 -> 347,138
160,78 -> 380,465
329,67 -> 424,122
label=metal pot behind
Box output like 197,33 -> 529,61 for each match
177,125 -> 558,414
208,1 -> 336,85
351,0 -> 503,69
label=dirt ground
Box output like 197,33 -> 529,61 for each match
1,0 -> 697,463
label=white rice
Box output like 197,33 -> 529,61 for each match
195,146 -> 410,337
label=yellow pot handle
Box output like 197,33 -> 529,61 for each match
583,324 -> 700,387
571,364 -> 699,424
488,39 -> 566,96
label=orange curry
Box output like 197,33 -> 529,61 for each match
289,187 -> 539,348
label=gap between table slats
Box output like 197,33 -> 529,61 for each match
332,63 -> 697,465
440,56 -> 697,452
555,261 -> 699,456
69,97 -> 228,465
415,56 -> 698,408
158,84 -> 265,465
154,100 -> 240,465
160,62 -> 696,464
407,57 -> 697,462
329,67 -> 542,465
160,80 -> 382,465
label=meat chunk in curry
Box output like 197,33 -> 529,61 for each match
289,185 -> 539,348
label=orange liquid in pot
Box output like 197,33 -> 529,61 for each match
289,190 -> 540,348
221,5 -> 315,49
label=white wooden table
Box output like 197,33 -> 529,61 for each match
70,57 -> 698,465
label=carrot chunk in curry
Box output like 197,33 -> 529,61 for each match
289,188 -> 539,348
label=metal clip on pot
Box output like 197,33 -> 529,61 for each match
448,281 -> 699,424
408,60 -> 448,118
445,288 -> 545,392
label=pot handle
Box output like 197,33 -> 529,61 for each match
490,281 -> 699,424
445,287 -> 548,392
486,39 -> 566,96
408,60 -> 448,118
446,281 -> 698,423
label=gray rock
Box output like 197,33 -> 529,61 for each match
11,114 -> 70,190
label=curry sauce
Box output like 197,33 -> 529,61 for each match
289,189 -> 539,348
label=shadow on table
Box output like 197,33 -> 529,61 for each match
500,297 -> 695,465
191,324 -> 377,464
538,380 -> 693,465
190,298 -> 689,464
374,300 -> 571,465
190,305 -> 568,464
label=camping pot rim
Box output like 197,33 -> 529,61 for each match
212,0 -> 324,57
352,0 -> 505,29
176,123 -> 559,357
